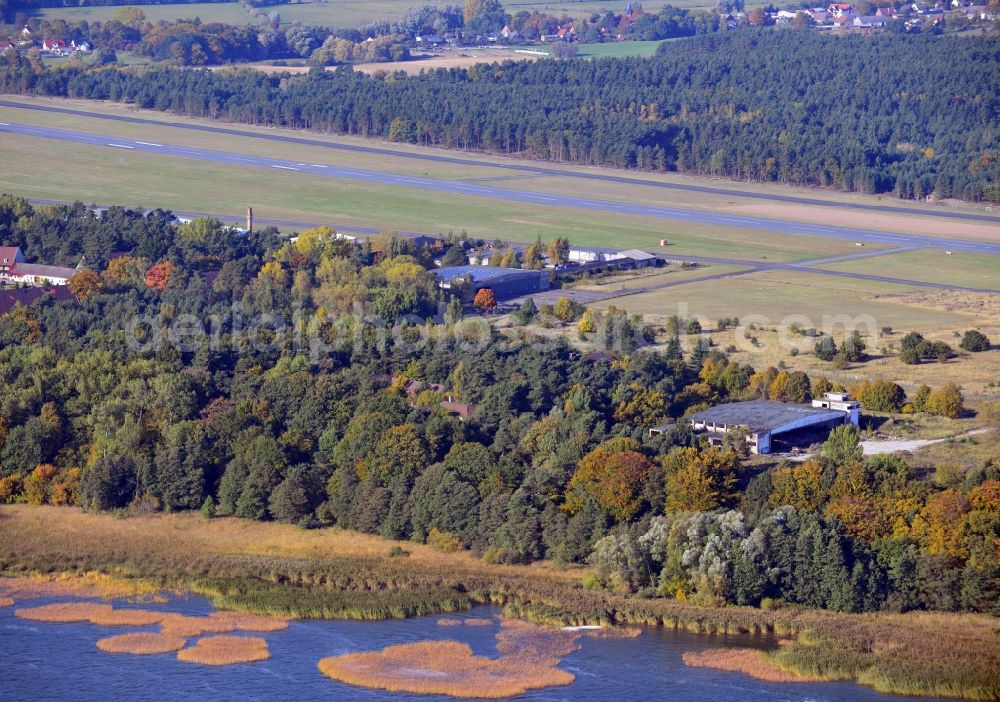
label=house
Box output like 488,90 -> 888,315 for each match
876,6 -> 897,17
71,39 -> 92,52
0,40 -> 14,53
853,15 -> 886,26
415,35 -> 445,46
687,394 -> 859,455
500,25 -> 521,40
808,8 -> 832,21
0,285 -> 76,315
0,246 -> 26,273
0,247 -> 76,286
828,2 -> 855,15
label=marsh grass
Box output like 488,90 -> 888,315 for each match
96,632 -> 187,655
0,596 -> 13,607
683,648 -> 823,683
176,635 -> 270,665
0,572 -> 162,603
3,507 -> 998,700
318,621 -> 581,698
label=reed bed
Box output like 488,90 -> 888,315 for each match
159,613 -> 236,637
682,648 -> 823,683
318,639 -> 575,699
176,635 -> 270,665
0,596 -> 13,607
16,602 -> 116,623
0,573 -> 161,603
3,506 -> 998,700
89,608 -> 168,627
437,618 -> 462,626
211,611 -> 289,632
96,632 -> 187,655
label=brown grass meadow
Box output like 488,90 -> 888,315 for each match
176,635 -> 270,665
2,506 -> 998,699
96,632 -> 188,655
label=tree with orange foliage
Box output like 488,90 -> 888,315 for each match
565,437 -> 654,522
144,261 -> 176,291
68,270 -> 104,301
473,287 -> 497,313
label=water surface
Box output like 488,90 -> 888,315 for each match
1,595 -> 945,701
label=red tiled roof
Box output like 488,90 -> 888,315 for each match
0,286 -> 76,315
8,262 -> 76,279
0,246 -> 23,265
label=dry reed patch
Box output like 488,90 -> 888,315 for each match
317,640 -> 574,699
584,626 -> 642,640
87,608 -> 168,627
15,601 -> 169,627
462,618 -> 494,627
682,648 -> 824,683
0,596 -> 13,607
176,635 -> 270,665
437,618 -> 462,626
211,611 -> 289,632
97,632 -> 187,655
159,613 -> 236,637
495,619 -> 582,664
16,602 -> 115,623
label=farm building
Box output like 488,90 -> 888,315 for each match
686,393 -> 860,454
435,265 -> 549,302
0,247 -> 77,286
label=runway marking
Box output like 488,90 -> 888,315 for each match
271,165 -> 299,171
135,141 -> 162,147
107,143 -> 134,149
0,122 -> 8,126
310,164 -> 327,168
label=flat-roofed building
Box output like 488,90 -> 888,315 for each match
687,395 -> 859,455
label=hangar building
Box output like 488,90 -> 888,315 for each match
435,265 -> 550,302
686,393 -> 861,454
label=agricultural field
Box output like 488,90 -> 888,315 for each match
30,2 -> 254,25
542,39 -> 667,57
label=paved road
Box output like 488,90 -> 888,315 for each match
5,121 -> 1000,258
4,99 -> 999,225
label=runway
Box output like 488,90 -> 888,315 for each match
3,98 -> 999,225
4,121 -> 1000,258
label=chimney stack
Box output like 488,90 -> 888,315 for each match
246,207 -> 253,234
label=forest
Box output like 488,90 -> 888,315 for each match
2,31 -> 998,200
0,195 -> 997,618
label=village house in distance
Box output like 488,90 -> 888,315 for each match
0,246 -> 77,286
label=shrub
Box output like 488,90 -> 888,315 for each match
959,330 -> 991,352
427,527 -> 463,553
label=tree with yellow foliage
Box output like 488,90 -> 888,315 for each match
769,460 -> 825,512
661,446 -> 739,513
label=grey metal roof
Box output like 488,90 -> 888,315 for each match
435,265 -> 545,284
688,401 -> 840,435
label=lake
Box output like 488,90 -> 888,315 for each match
1,595 -> 945,701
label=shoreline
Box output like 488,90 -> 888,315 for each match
1,505 -> 998,700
